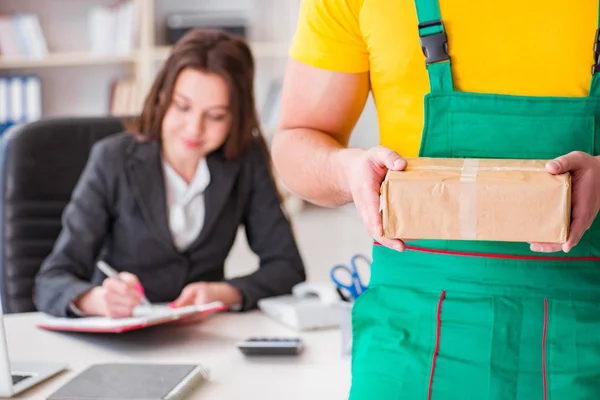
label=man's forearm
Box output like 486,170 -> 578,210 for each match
272,128 -> 363,208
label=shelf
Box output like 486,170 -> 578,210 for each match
0,52 -> 137,69
152,42 -> 289,61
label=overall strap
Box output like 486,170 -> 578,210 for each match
591,4 -> 600,97
414,0 -> 453,93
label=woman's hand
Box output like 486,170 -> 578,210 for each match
169,282 -> 242,322
530,151 -> 600,253
74,272 -> 145,318
342,146 -> 407,251
171,282 -> 242,307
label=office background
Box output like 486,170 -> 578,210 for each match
0,0 -> 376,304
0,3 -> 372,397
0,0 -> 379,147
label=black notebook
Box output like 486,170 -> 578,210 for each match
47,363 -> 210,400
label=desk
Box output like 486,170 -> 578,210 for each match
4,311 -> 351,400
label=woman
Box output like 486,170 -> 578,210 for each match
33,28 -> 306,318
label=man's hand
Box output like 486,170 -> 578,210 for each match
341,145 -> 407,251
272,61 -> 370,208
530,151 -> 600,253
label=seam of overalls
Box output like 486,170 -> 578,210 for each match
373,242 -> 600,261
542,298 -> 549,400
428,290 -> 446,399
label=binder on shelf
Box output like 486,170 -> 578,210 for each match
0,13 -> 48,59
88,1 -> 138,56
109,77 -> 143,116
0,75 -> 42,136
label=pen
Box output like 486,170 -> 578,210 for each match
96,260 -> 151,307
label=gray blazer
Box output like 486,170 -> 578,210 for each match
33,133 -> 306,317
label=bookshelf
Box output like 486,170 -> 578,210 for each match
0,0 -> 298,117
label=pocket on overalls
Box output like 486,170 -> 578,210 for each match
547,298 -> 600,399
349,285 -> 441,399
448,113 -> 595,159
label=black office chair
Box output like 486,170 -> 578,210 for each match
0,117 -> 126,313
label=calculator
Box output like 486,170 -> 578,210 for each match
236,337 -> 304,356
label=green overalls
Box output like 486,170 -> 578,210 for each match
349,0 -> 600,399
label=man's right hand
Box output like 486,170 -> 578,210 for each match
74,272 -> 144,318
273,60 -> 406,251
342,145 -> 408,251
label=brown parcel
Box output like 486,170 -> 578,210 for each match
380,157 -> 571,243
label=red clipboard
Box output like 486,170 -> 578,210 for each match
36,301 -> 228,333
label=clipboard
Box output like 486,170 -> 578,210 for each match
36,301 -> 228,333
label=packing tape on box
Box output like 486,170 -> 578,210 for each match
409,160 -> 548,240
459,159 -> 479,239
409,165 -> 548,172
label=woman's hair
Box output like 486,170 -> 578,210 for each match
125,28 -> 286,209
126,28 -> 263,161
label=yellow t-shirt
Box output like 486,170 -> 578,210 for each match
289,0 -> 597,157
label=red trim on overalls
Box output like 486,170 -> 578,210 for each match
428,290 -> 446,400
542,298 -> 548,400
373,242 -> 600,261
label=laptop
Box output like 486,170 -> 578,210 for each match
0,301 -> 67,397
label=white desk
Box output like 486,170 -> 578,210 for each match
3,311 -> 351,400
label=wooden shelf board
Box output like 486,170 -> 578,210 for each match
0,52 -> 137,69
152,42 -> 289,61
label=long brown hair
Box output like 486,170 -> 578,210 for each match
126,28 -> 264,161
125,28 -> 285,207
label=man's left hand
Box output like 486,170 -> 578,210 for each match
530,151 -> 600,253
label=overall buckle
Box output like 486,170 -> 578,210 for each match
593,28 -> 600,75
418,20 -> 449,65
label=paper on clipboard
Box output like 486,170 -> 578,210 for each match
36,301 -> 228,333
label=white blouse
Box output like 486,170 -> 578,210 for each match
162,157 -> 211,251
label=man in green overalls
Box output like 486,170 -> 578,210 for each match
272,0 -> 600,398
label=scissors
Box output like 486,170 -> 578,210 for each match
330,253 -> 371,301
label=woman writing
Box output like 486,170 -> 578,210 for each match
33,28 -> 306,318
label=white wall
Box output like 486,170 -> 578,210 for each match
349,94 -> 380,149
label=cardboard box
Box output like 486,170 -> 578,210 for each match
380,157 -> 571,243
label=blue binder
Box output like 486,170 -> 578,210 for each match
0,75 -> 42,136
